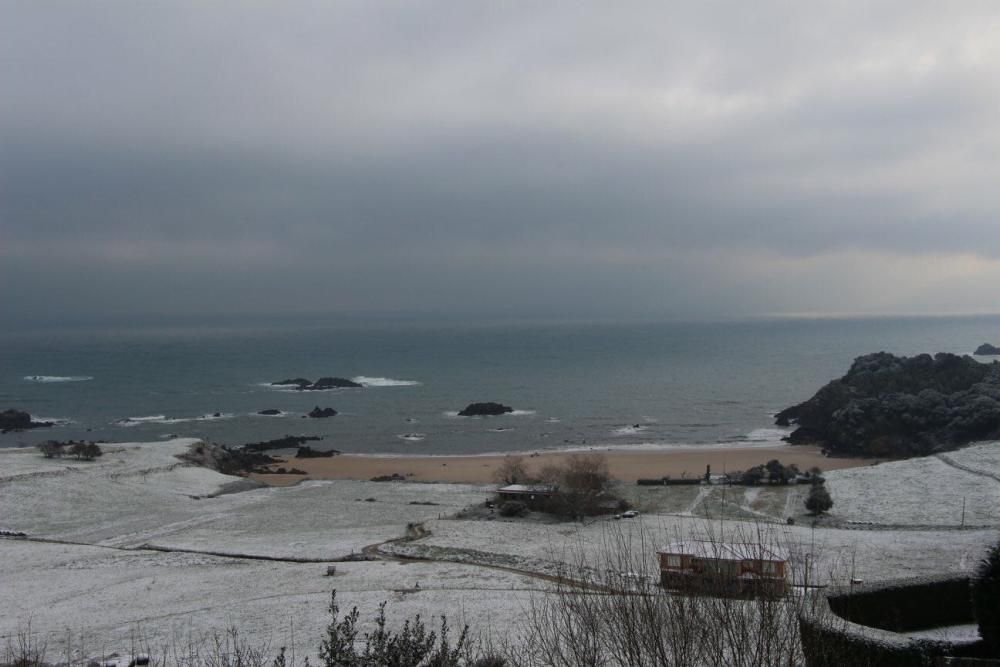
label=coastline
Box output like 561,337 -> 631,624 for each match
251,444 -> 881,486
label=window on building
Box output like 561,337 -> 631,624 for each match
762,561 -> 778,576
666,554 -> 681,568
704,559 -> 738,576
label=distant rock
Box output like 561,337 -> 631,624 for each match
271,377 -> 362,390
257,409 -> 282,416
458,402 -> 514,417
240,435 -> 322,452
0,409 -> 53,434
311,377 -> 362,390
975,343 -> 1000,355
295,445 -> 339,458
307,406 -> 338,419
775,352 -> 1000,457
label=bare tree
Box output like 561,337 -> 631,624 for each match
561,454 -> 610,494
541,454 -> 612,519
36,441 -> 65,459
495,455 -> 531,485
69,442 -> 103,461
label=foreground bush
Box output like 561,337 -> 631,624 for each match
320,590 -> 471,666
4,594 -> 505,667
973,540 -> 1000,656
496,523 -> 815,666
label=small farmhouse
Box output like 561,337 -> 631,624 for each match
658,540 -> 790,597
497,484 -> 556,509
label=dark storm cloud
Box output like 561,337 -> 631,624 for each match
3,1 -> 1000,322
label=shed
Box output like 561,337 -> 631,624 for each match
497,484 -> 557,503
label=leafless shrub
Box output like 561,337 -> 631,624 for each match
495,456 -> 531,485
503,521 -> 832,666
2,624 -> 47,667
35,441 -> 64,459
538,454 -> 615,519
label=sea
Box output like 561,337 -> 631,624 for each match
2,315 -> 998,455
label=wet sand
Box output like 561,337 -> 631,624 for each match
252,445 -> 880,486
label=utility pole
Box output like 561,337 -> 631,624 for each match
961,496 -> 966,528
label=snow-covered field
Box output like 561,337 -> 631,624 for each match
0,440 -> 532,660
2,438 -> 999,659
825,441 -> 1000,527
409,514 -> 996,586
0,538 -> 535,663
0,439 -> 485,557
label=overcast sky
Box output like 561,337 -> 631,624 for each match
3,1 -> 1000,325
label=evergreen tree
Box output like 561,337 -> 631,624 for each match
804,481 -> 833,515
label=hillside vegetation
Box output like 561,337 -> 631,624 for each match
776,352 -> 1000,457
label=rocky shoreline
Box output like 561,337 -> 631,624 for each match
180,436 -> 339,476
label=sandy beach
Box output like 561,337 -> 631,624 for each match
252,445 -> 881,486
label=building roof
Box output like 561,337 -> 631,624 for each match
498,484 -> 557,494
659,540 -> 789,563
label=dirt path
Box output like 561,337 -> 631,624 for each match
2,534 -> 343,564
935,453 -> 1000,484
362,536 -> 617,593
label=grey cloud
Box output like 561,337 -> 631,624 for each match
3,1 -> 1000,323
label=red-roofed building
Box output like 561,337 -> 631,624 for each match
658,540 -> 790,597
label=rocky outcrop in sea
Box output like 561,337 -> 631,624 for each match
0,409 -> 53,433
775,352 -> 1000,457
458,402 -> 514,417
975,343 -> 1000,355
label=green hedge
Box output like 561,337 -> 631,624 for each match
799,575 -> 978,667
828,575 -> 973,632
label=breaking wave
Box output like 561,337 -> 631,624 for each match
24,375 -> 93,383
612,424 -> 649,436
743,428 -> 791,442
445,408 -> 536,418
31,416 -> 73,426
115,413 -> 234,427
352,376 -> 421,387
258,383 -> 341,393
